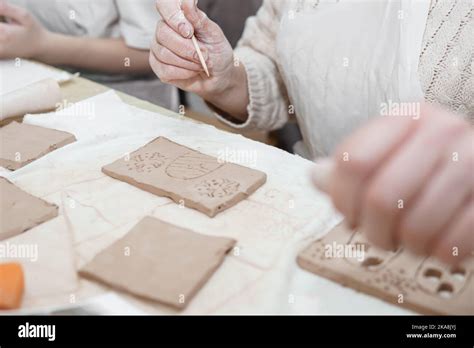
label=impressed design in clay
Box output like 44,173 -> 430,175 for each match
79,216 -> 236,309
0,177 -> 58,241
166,153 -> 224,180
0,122 -> 76,170
297,223 -> 474,315
102,137 -> 267,217
126,152 -> 168,173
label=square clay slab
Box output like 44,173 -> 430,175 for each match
102,137 -> 267,217
0,177 -> 59,241
79,216 -> 236,309
0,122 -> 76,170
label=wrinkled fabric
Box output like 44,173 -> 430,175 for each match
2,91 -> 410,314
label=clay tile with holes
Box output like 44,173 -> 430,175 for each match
297,223 -> 474,315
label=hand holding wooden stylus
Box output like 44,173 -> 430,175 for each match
151,0 -> 249,120
151,0 -> 236,83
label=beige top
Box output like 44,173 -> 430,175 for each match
10,0 -> 158,49
216,0 -> 473,158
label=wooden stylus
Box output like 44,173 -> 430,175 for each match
191,35 -> 210,77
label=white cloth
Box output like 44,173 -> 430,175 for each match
9,0 -> 158,49
2,91 -> 411,314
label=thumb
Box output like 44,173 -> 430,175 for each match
156,0 -> 194,38
181,0 -> 217,39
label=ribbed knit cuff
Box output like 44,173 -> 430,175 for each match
213,47 -> 279,131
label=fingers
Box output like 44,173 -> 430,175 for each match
181,2 -> 209,34
397,131 -> 473,256
0,22 -> 10,57
155,0 -> 195,38
149,52 -> 200,83
0,21 -> 10,37
359,108 -> 466,250
311,158 -> 335,193
152,2 -> 214,85
328,114 -> 417,228
311,103 -> 472,264
0,1 -> 31,25
156,20 -> 208,64
432,199 -> 474,265
151,40 -> 203,72
182,3 -> 224,44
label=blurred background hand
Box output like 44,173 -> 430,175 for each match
313,105 -> 473,265
0,0 -> 50,59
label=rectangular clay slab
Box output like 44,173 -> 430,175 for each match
79,216 -> 236,309
102,137 -> 267,217
0,122 -> 76,170
297,223 -> 474,315
0,177 -> 58,241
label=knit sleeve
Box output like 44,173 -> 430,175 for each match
213,0 -> 291,131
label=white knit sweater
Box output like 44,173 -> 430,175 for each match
216,0 -> 473,157
419,0 -> 473,118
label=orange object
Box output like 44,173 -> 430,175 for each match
0,263 -> 24,310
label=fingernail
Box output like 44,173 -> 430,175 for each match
178,22 -> 193,38
311,158 -> 334,192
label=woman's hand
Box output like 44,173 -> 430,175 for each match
0,1 -> 50,59
312,104 -> 473,265
150,0 -> 240,101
